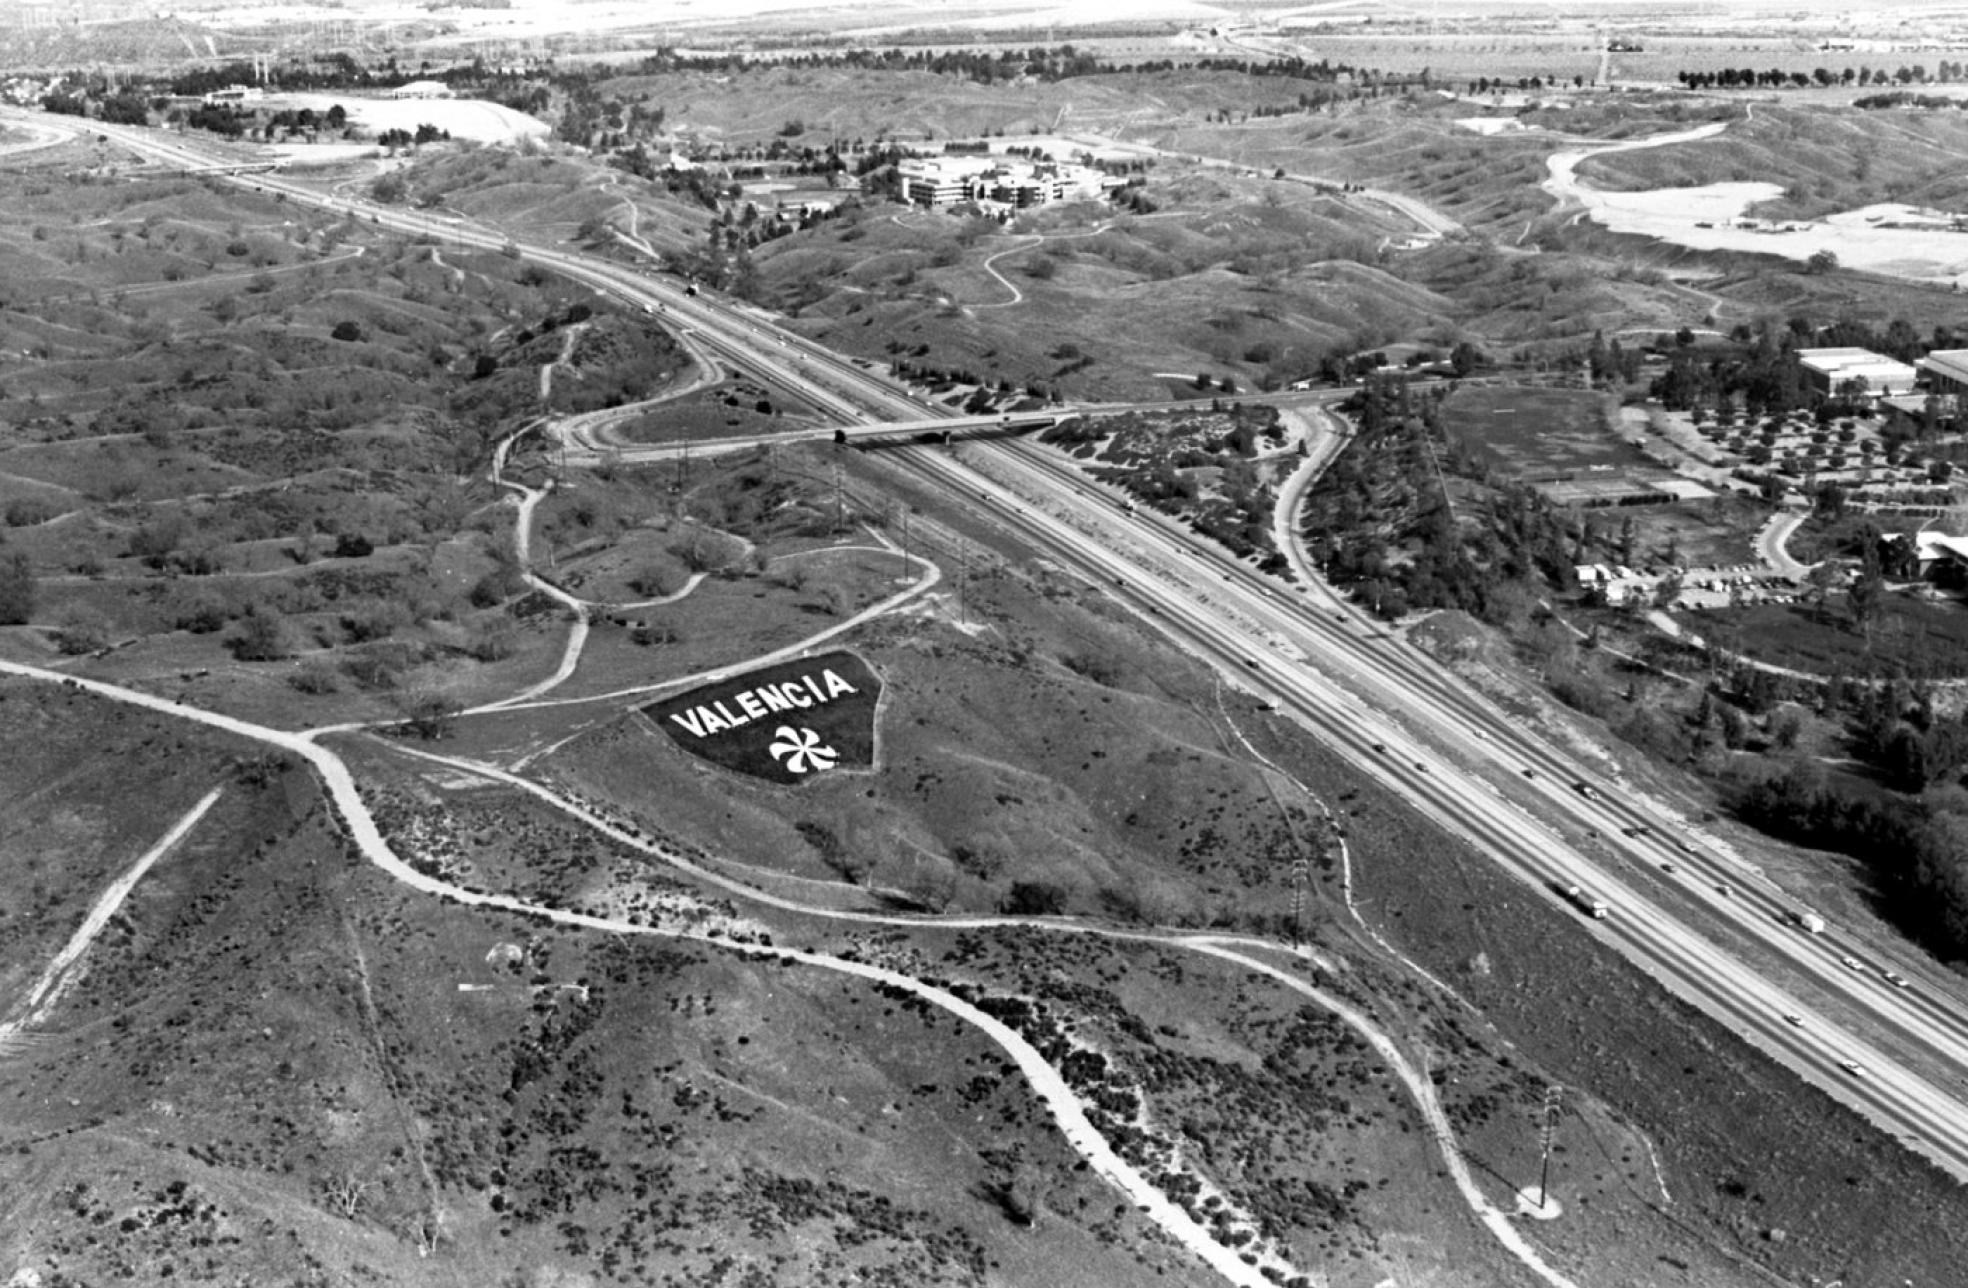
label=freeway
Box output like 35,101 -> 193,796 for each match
20,107 -> 1968,1176
888,436 -> 1968,1176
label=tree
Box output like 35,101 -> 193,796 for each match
1848,547 -> 1887,638
229,604 -> 290,661
331,320 -> 364,342
0,552 -> 33,624
396,690 -> 461,740
1804,560 -> 1843,621
1807,248 -> 1839,275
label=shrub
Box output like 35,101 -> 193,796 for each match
288,662 -> 340,694
50,606 -> 111,656
1002,881 -> 1067,916
330,320 -> 364,342
467,619 -> 519,661
229,605 -> 291,661
3,497 -> 60,527
176,595 -> 230,634
339,598 -> 408,643
468,563 -> 527,607
0,553 -> 33,624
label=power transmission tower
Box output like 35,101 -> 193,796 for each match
832,461 -> 845,533
1536,1084 -> 1565,1212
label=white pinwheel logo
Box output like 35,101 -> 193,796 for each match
768,725 -> 838,775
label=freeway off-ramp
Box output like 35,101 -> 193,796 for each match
19,108 -> 1968,1182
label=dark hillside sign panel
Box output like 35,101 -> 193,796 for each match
643,650 -> 881,785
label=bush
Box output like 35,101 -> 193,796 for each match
176,595 -> 230,634
330,320 -> 364,342
0,553 -> 33,624
4,497 -> 60,527
50,606 -> 110,655
468,563 -> 527,607
288,662 -> 340,694
332,533 -> 374,558
1002,881 -> 1067,916
229,605 -> 291,661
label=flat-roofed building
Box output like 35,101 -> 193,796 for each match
1797,347 -> 1919,397
1920,349 -> 1968,397
894,154 -> 1124,209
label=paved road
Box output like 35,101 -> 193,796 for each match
1754,507 -> 1814,579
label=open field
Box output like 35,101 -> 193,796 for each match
1704,594 -> 1968,679
1442,385 -> 1645,480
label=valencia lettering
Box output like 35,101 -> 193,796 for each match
668,667 -> 859,739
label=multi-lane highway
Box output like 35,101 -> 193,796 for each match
890,437 -> 1968,1174
17,107 -> 1968,1177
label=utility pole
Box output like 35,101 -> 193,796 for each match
957,539 -> 969,625
832,461 -> 845,533
900,506 -> 911,581
1536,1084 -> 1565,1212
1289,854 -> 1309,948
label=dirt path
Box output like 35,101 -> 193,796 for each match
0,656 -> 1294,1285
0,787 -> 223,1050
1184,940 -> 1584,1288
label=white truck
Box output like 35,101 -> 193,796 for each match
1795,910 -> 1826,934
1562,883 -> 1609,919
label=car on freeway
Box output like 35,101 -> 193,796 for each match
1838,1059 -> 1865,1077
1660,862 -> 1676,873
1883,969 -> 1911,988
1573,780 -> 1601,801
1334,611 -> 1349,622
1675,838 -> 1695,853
1413,761 -> 1428,773
1620,826 -> 1650,838
1715,883 -> 1732,897
1243,657 -> 1261,670
1584,828 -> 1600,839
1840,956 -> 1865,972
1371,742 -> 1387,753
1521,767 -> 1536,778
1783,1013 -> 1803,1027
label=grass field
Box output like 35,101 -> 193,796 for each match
1714,593 -> 1968,677
1441,384 -> 1642,478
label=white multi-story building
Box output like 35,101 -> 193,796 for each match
890,154 -> 1122,209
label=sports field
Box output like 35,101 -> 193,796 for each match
1442,385 -> 1656,480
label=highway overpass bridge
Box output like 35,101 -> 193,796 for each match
590,410 -> 1079,461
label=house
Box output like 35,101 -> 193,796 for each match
1884,530 -> 1968,579
1796,347 -> 1919,398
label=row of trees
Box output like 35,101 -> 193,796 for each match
1677,63 -> 1968,90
